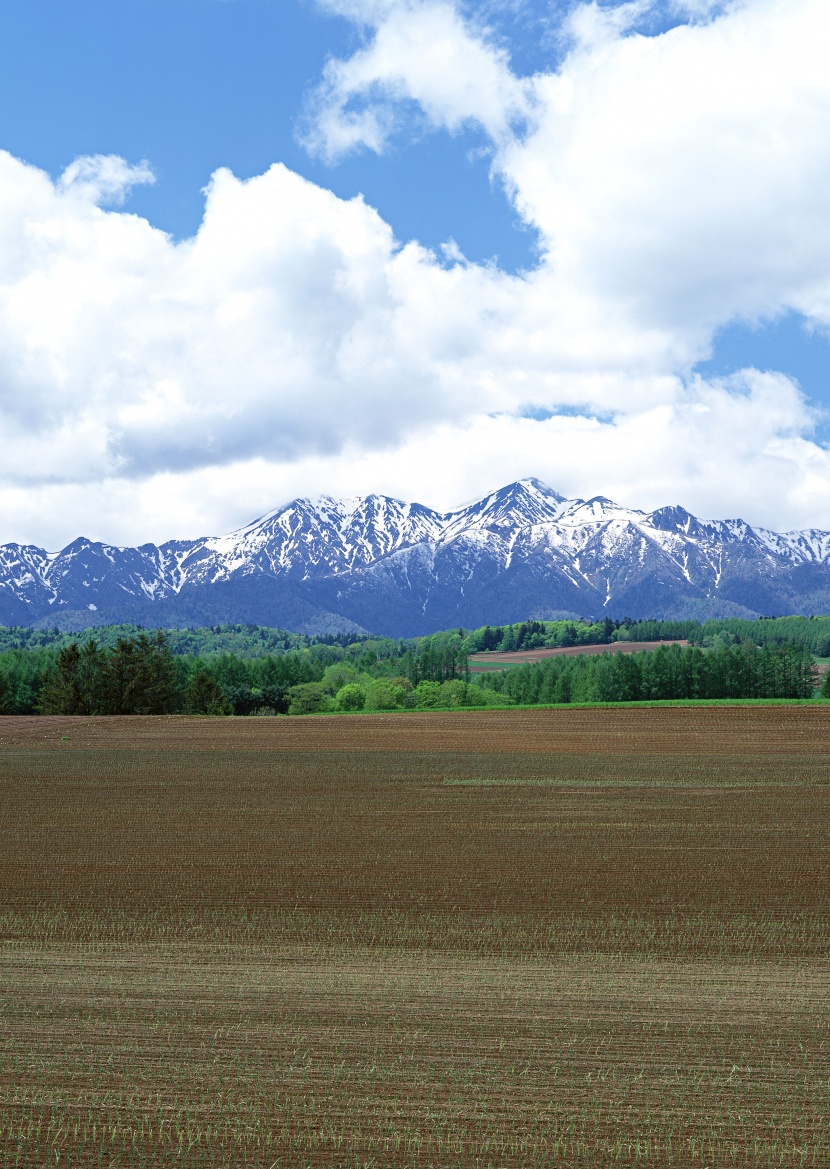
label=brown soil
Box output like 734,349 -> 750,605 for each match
1,710 -> 828,1166
468,639 -> 689,670
1,702 -> 827,754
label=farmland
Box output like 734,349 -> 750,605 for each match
1,708 -> 828,1166
467,639 -> 689,671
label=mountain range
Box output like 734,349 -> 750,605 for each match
2,479 -> 830,636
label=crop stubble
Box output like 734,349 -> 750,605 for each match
0,708 -> 828,1165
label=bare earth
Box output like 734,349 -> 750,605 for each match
1,709 -> 828,1166
468,639 -> 689,670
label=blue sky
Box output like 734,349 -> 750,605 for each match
1,0 -> 830,545
697,315 -> 830,432
0,1 -> 746,272
0,0 -> 535,266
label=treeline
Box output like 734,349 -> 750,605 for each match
0,614 -> 741,665
476,642 -> 818,705
0,629 -> 486,716
37,634 -> 181,715
467,615 -> 830,655
1,616 -> 830,715
0,634 -> 321,715
467,619 -> 613,651
2,634 -> 821,716
3,612 -> 830,662
608,614 -> 830,653
687,615 -> 830,656
467,617 -> 702,652
0,622 -> 329,658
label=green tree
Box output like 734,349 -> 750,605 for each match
364,679 -> 408,710
413,681 -> 442,708
287,683 -> 331,715
38,643 -> 93,714
76,640 -> 106,711
440,679 -> 468,707
103,632 -> 179,714
184,669 -> 232,715
335,683 -> 366,711
322,663 -> 365,693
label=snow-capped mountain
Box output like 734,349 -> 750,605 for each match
2,478 -> 830,635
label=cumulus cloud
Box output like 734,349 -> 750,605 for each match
302,0 -> 531,160
2,0 -> 830,546
0,149 -> 522,486
58,154 -> 155,206
1,367 -> 821,550
309,0 -> 830,343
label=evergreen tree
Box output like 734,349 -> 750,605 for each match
184,669 -> 232,715
76,639 -> 106,712
38,643 -> 85,714
102,632 -> 179,714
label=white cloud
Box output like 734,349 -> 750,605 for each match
507,0 -> 830,342
58,154 -> 155,206
0,150 -> 522,489
565,0 -> 658,46
0,368 -> 819,549
308,0 -> 830,341
303,0 -> 531,160
3,1 -> 830,547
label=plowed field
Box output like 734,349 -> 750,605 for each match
1,709 -> 828,1166
468,639 -> 689,670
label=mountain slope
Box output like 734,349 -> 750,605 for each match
2,479 -> 830,635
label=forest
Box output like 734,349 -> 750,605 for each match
0,628 -> 494,716
474,641 -> 818,704
0,615 -> 827,714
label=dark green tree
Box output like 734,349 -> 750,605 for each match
103,632 -> 179,714
38,643 -> 86,714
184,669 -> 232,715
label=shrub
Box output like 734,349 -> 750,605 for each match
465,685 -> 515,707
322,663 -> 365,694
365,680 -> 409,710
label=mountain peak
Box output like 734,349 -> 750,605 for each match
451,479 -> 567,532
3,480 -> 830,635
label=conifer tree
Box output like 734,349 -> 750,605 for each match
103,631 -> 179,714
38,643 -> 84,714
184,670 -> 232,715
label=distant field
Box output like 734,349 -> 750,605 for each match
1,709 -> 828,1166
468,639 -> 689,670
